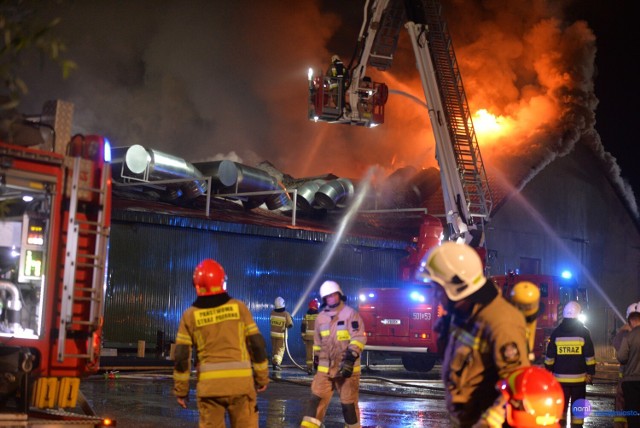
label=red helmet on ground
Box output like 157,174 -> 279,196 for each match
497,366 -> 564,427
193,259 -> 227,296
308,298 -> 319,310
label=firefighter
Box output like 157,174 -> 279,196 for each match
418,241 -> 530,428
617,301 -> 640,428
510,281 -> 541,362
299,280 -> 366,428
301,298 -> 320,374
611,302 -> 638,428
544,301 -> 596,427
173,259 -> 269,427
326,54 -> 348,110
270,296 -> 293,371
495,366 -> 565,427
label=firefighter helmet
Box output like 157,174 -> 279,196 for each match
275,296 -> 285,309
562,301 -> 581,319
319,280 -> 343,299
308,298 -> 319,310
331,54 -> 341,63
626,302 -> 640,320
497,366 -> 564,427
419,241 -> 486,301
510,281 -> 541,317
193,259 -> 227,296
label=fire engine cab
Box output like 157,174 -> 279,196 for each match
0,100 -> 114,426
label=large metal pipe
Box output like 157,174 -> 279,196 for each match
124,144 -> 207,200
0,280 -> 22,331
192,160 -> 239,189
315,178 -> 354,209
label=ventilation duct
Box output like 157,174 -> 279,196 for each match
192,160 -> 239,190
293,180 -> 327,211
315,178 -> 354,209
124,145 -> 207,201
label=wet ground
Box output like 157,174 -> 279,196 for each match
78,360 -> 620,428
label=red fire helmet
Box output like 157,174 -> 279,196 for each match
308,298 -> 319,310
193,259 -> 227,296
497,366 -> 564,427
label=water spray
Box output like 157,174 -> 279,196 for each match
291,166 -> 376,318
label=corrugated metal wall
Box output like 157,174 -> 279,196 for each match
104,211 -> 408,362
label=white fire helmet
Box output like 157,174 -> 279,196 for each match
419,241 -> 486,301
562,301 -> 581,319
274,296 -> 285,309
319,280 -> 343,299
626,302 -> 640,320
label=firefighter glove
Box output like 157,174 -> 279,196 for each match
313,355 -> 319,372
339,350 -> 358,378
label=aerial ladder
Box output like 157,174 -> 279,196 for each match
308,0 -> 493,244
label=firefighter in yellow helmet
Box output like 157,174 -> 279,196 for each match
510,281 -> 541,362
301,298 -> 320,374
299,280 -> 366,428
270,296 -> 293,371
173,259 -> 269,427
417,241 -> 530,427
544,301 -> 596,427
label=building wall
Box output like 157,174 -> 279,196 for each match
104,214 -> 408,363
487,144 -> 640,359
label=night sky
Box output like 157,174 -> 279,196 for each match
17,0 -> 639,218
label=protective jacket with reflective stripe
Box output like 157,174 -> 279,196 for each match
314,302 -> 366,377
302,310 -> 318,341
270,309 -> 293,338
441,289 -> 529,427
173,297 -> 269,398
544,318 -> 596,383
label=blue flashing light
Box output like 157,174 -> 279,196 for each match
410,291 -> 425,303
561,270 -> 572,280
104,138 -> 112,163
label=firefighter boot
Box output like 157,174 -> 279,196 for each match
272,363 -> 282,371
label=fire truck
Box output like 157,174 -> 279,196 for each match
0,100 -> 114,426
308,0 -> 492,371
492,272 -> 589,361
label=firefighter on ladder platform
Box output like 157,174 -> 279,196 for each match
270,296 -> 293,371
302,298 -> 320,375
300,280 -> 366,428
173,259 -> 269,427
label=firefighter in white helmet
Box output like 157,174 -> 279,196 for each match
270,296 -> 293,371
418,241 -> 530,427
614,301 -> 640,428
544,301 -> 596,427
299,280 -> 366,428
173,259 -> 269,427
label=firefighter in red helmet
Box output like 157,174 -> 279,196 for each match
494,366 -> 565,427
301,298 -> 320,374
173,259 -> 269,427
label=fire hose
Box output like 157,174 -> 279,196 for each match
283,328 -> 308,372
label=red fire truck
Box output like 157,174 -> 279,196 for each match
0,100 -> 114,426
492,272 -> 589,361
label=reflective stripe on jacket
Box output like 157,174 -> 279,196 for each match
302,311 -> 318,341
314,302 -> 366,377
173,298 -> 269,398
270,309 -> 293,338
544,318 -> 596,383
442,293 -> 529,426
